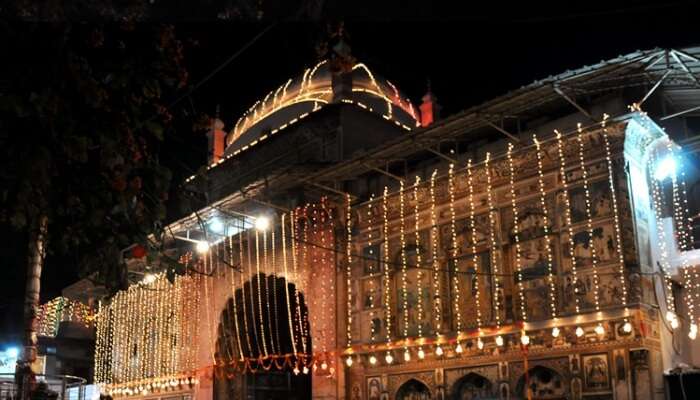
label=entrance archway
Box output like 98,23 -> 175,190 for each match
452,372 -> 493,400
215,273 -> 312,400
515,366 -> 566,400
396,379 -> 431,400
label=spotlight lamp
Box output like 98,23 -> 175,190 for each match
255,215 -> 270,231
196,241 -> 210,254
653,155 -> 677,181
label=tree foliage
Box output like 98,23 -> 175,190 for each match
0,23 -> 188,293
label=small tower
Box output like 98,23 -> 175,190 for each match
419,80 -> 441,127
207,117 -> 226,165
323,22 -> 355,102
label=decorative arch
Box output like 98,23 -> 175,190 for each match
214,273 -> 312,400
396,378 -> 432,400
514,366 -> 566,400
451,372 -> 494,400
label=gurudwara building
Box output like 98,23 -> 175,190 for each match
92,45 -> 700,400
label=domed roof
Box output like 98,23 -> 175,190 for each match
226,60 -> 420,153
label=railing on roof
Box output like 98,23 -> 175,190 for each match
0,374 -> 88,400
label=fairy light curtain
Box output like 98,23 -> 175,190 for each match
37,297 -> 95,337
94,273 -> 201,397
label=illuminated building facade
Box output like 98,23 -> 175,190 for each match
94,47 -> 700,400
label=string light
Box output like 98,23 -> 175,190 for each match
346,194 -> 354,355
533,135 -> 559,334
448,164 -> 463,345
577,123 -> 602,320
648,150 -> 678,326
430,169 -> 442,336
506,144 -> 528,345
228,235 -> 244,361
467,160 -> 484,344
382,186 -> 393,362
413,176 -> 425,358
367,194 -> 378,344
485,153 -> 503,337
291,209 -> 308,357
281,214 -> 299,358
399,182 -> 410,358
600,117 -> 632,332
678,149 -> 700,337
555,129 -> 582,316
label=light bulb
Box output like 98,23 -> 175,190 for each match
552,327 -> 560,337
385,353 -> 394,364
403,350 -> 411,362
417,348 -> 425,359
477,338 -> 484,350
435,345 -> 444,356
455,343 -> 463,354
666,311 -> 677,322
689,324 -> 698,340
320,361 -> 328,370
520,334 -> 530,346
142,273 -> 157,285
575,326 -> 584,337
255,215 -> 270,231
369,355 -> 377,365
671,317 -> 680,329
196,241 -> 209,253
302,366 -> 309,374
495,336 -> 504,346
293,367 -> 300,375
595,323 -> 605,335
623,321 -> 632,333
345,357 -> 353,367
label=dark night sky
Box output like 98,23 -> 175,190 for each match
2,1 -> 699,342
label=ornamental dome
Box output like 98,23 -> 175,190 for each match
226,60 -> 420,153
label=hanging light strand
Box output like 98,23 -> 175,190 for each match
413,177 -> 425,345
399,182 -> 410,349
430,169 -> 442,334
600,119 -> 630,321
467,160 -> 484,336
577,124 -> 602,314
449,164 -> 463,337
533,135 -> 559,321
346,193 -> 354,348
506,144 -> 527,323
281,214 -> 299,356
367,194 -> 378,343
383,186 -> 393,349
485,153 -> 502,329
228,235 -> 245,360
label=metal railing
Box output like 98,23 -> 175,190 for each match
0,374 -> 88,400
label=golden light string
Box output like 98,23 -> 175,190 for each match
255,229 -> 269,356
367,194 -> 378,345
238,230 -> 253,357
467,160 -> 484,349
485,152 -> 503,338
345,194 -> 354,360
382,186 -> 393,362
291,210 -> 308,358
399,181 -> 410,361
430,170 -> 442,337
506,144 -> 528,344
555,129 -> 582,315
577,124 -> 603,319
648,150 -> 677,325
246,228 -> 263,356
413,177 -> 425,357
281,214 -> 299,357
533,135 -> 559,328
448,164 -> 463,344
600,119 -> 631,331
679,153 -> 700,335
271,221 -> 282,355
228,234 -> 245,360
301,205 -> 311,359
667,141 -> 696,336
263,227 -> 277,355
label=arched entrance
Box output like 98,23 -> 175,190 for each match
215,273 -> 312,400
452,372 -> 494,400
515,366 -> 566,400
396,379 -> 431,400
